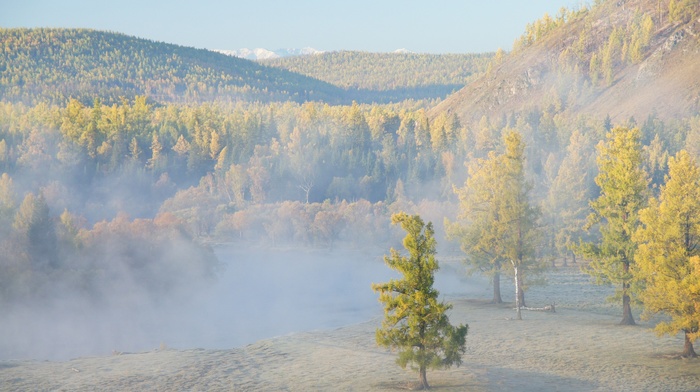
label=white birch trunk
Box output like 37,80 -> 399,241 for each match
512,260 -> 522,320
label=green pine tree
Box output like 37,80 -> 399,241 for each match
372,212 -> 467,390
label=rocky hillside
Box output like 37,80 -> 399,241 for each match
431,0 -> 700,124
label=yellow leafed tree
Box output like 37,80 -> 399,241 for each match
634,150 -> 700,357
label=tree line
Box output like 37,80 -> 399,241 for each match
375,124 -> 700,390
0,172 -> 218,307
1,94 -> 700,357
2,96 -> 700,239
447,124 -> 700,358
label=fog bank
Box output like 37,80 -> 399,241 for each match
0,246 -> 483,361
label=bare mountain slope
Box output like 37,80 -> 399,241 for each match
431,0 -> 700,124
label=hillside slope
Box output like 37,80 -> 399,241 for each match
0,28 -> 346,105
431,0 -> 700,124
262,51 -> 493,102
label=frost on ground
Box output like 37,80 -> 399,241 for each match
1,266 -> 699,392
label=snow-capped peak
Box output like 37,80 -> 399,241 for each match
213,47 -> 324,60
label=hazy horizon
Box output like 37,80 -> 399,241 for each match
2,0 -> 580,54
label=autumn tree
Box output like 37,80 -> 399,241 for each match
0,173 -> 16,231
448,131 -> 542,313
447,149 -> 507,304
13,192 -> 58,269
634,150 -> 700,357
147,133 -> 164,171
577,126 -> 648,325
546,130 -> 594,266
372,213 -> 467,390
498,131 -> 542,318
312,209 -> 343,249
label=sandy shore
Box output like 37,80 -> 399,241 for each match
1,267 -> 699,391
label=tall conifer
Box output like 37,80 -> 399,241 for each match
373,213 -> 467,390
577,126 -> 648,325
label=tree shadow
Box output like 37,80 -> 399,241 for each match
374,380 -> 479,391
477,365 -> 598,391
374,364 -> 596,391
0,362 -> 20,369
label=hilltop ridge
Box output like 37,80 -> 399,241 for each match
431,0 -> 700,124
0,28 -> 345,105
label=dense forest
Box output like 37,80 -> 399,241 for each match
1,1 -> 700,355
1,94 -> 699,305
0,28 -> 346,105
0,29 -> 492,106
261,51 -> 493,102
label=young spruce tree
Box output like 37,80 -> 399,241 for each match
372,212 -> 467,390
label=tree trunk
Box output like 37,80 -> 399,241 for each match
517,271 -> 526,308
572,252 -> 576,264
514,263 -> 522,320
492,271 -> 502,304
620,289 -> 636,325
620,262 -> 636,325
562,254 -> 568,267
683,331 -> 698,358
418,365 -> 429,390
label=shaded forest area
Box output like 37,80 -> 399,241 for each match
262,51 -> 493,102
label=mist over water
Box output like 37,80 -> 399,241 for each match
0,246 -> 481,361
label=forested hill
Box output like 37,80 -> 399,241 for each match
0,28 -> 347,105
430,0 -> 700,124
261,51 -> 493,102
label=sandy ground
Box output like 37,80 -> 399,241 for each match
1,266 -> 699,391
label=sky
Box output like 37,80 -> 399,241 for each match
1,0 -> 582,53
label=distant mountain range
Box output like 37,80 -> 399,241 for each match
215,47 -> 418,60
214,47 -> 324,60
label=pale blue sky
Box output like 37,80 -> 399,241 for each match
1,0 -> 582,53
